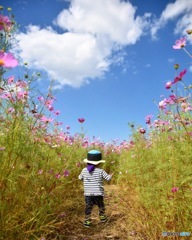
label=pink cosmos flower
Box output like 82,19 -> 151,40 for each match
78,117 -> 85,123
17,91 -> 28,100
173,37 -> 186,49
7,108 -> 15,113
173,69 -> 187,84
159,99 -> 167,110
139,128 -> 146,134
165,81 -> 172,89
54,110 -> 60,116
48,106 -> 54,111
186,106 -> 192,112
171,187 -> 179,193
54,121 -> 63,126
38,169 -> 43,175
145,115 -> 152,124
66,125 -> 70,130
63,170 -> 70,177
0,92 -> 12,99
7,76 -> 14,84
0,15 -> 12,31
44,99 -> 53,106
44,99 -> 54,111
169,94 -> 177,102
0,52 -> 18,68
16,80 -> 27,88
55,173 -> 61,179
40,116 -> 54,123
37,96 -> 44,102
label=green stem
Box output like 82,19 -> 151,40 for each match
183,48 -> 192,58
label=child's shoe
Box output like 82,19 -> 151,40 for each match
99,215 -> 107,222
84,219 -> 92,227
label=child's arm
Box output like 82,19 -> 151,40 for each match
102,170 -> 113,181
78,170 -> 84,181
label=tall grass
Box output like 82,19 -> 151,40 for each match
0,6 -> 191,240
117,129 -> 192,238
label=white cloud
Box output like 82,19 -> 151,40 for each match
17,25 -> 112,87
151,0 -> 192,39
16,0 -> 149,88
168,58 -> 174,63
174,13 -> 192,42
55,0 -> 147,45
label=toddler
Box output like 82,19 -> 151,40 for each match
78,149 -> 113,227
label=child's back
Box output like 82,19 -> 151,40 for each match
78,150 -> 113,227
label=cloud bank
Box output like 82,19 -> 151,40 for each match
151,0 -> 192,39
16,0 -> 192,88
16,0 -> 149,88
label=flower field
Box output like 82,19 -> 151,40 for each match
0,6 -> 191,240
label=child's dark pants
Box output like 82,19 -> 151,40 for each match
85,196 -> 105,219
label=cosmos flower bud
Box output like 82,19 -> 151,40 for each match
186,29 -> 192,35
174,64 -> 179,70
78,118 -> 85,123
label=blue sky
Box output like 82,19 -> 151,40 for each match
2,0 -> 192,142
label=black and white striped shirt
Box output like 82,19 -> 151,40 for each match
78,167 -> 112,196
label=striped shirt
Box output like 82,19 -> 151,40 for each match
78,167 -> 112,196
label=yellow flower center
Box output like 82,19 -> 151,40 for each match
0,59 -> 5,66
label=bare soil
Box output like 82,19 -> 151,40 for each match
57,185 -> 152,240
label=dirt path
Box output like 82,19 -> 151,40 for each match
59,185 -> 147,240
